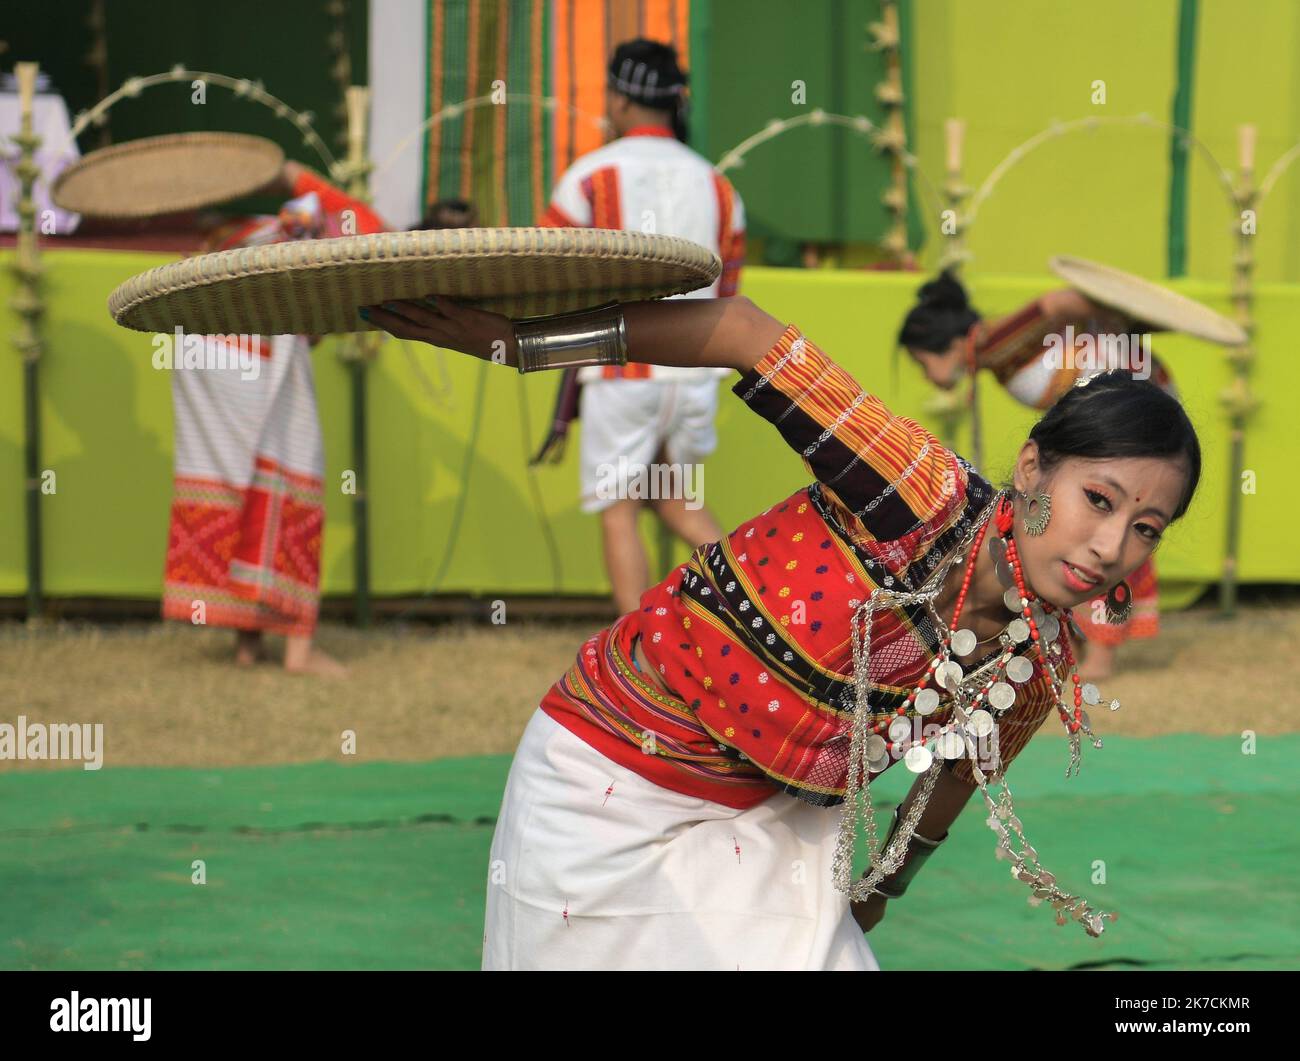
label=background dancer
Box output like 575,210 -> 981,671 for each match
532,37 -> 747,614
898,270 -> 1180,679
162,161 -> 386,675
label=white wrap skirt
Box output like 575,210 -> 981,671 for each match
481,708 -> 880,971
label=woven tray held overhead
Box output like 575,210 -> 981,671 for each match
52,132 -> 285,219
108,227 -> 723,334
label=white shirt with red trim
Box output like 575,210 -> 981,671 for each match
538,126 -> 746,383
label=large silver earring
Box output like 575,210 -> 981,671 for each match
1104,580 -> 1133,623
1023,492 -> 1052,536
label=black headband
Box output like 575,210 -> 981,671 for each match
607,56 -> 686,103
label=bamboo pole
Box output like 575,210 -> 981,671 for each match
1219,124 -> 1261,618
340,85 -> 378,627
326,0 -> 354,153
939,118 -> 968,271
922,118 -> 972,463
10,62 -> 45,621
872,0 -> 911,266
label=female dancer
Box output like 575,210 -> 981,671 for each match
364,292 -> 1199,970
162,161 -> 385,675
899,271 -> 1177,679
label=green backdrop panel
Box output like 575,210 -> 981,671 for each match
906,0 -> 1300,285
1187,0 -> 1300,285
908,0 -> 1180,279
1,255 -> 1297,599
697,0 -> 904,249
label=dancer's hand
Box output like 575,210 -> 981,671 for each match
361,297 -> 517,367
851,892 -> 888,933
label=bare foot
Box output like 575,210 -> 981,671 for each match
235,630 -> 267,666
284,650 -> 349,678
283,635 -> 349,677
1077,643 -> 1116,682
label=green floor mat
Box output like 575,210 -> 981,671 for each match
1,734 -> 1296,970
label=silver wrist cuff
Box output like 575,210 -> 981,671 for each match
869,805 -> 948,900
513,302 -> 629,374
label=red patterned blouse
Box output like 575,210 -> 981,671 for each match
540,324 -> 1072,809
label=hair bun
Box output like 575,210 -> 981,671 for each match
897,270 -> 981,352
916,270 -> 970,311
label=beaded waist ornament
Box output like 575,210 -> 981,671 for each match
832,488 -> 1121,938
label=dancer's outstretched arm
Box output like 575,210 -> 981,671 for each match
362,294 -> 788,375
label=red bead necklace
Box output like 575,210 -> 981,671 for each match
873,491 -> 1082,759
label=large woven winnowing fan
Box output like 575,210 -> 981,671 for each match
108,227 -> 722,334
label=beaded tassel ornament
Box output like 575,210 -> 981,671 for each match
832,488 -> 1121,938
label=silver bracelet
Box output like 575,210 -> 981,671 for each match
513,302 -> 629,374
868,805 -> 948,900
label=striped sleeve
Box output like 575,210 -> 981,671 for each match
732,324 -> 967,546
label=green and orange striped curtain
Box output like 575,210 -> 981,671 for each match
422,0 -> 690,227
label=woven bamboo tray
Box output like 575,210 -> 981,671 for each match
52,132 -> 284,219
108,227 -> 722,334
1050,255 -> 1247,346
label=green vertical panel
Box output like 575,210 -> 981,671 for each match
439,1 -> 470,201
506,0 -> 532,226
541,0 -> 552,220
467,1 -> 503,224
687,0 -> 713,159
420,0 -> 435,226
701,0 -> 896,249
349,0 -> 369,88
1167,0 -> 1199,278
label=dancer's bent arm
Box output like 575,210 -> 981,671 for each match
363,295 -> 787,375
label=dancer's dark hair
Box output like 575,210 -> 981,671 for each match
1027,371 -> 1201,522
608,38 -> 690,143
419,198 -> 476,230
897,270 -> 982,353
